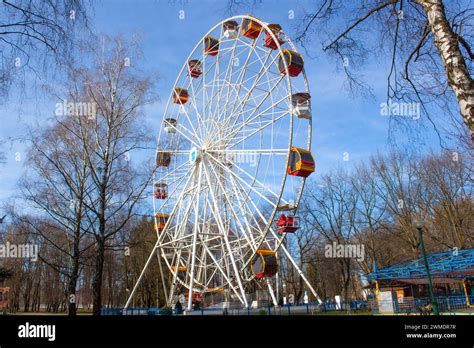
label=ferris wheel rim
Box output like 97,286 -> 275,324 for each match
153,14 -> 312,293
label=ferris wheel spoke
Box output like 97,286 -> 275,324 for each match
225,172 -> 271,251
234,181 -> 276,252
209,149 -> 287,155
218,93 -> 289,147
225,112 -> 290,150
154,166 -> 193,214
206,159 -> 258,253
222,50 -> 274,129
234,35 -> 272,56
226,171 -> 264,240
213,53 -> 269,127
155,159 -> 192,181
186,162 -> 203,309
172,107 -> 204,147
227,74 -> 285,136
229,110 -> 289,137
178,103 -> 204,145
216,36 -> 260,127
164,120 -> 201,149
188,82 -> 206,142
211,150 -> 288,205
165,166 -> 200,245
225,51 -> 279,130
203,27 -> 224,140
206,152 -> 277,208
211,24 -> 242,127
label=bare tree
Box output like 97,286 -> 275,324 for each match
17,113 -> 94,316
280,220 -> 318,303
350,164 -> 390,274
295,0 -> 473,141
301,171 -> 359,307
69,36 -> 156,315
228,0 -> 473,141
0,0 -> 90,99
0,0 -> 90,172
417,151 -> 474,248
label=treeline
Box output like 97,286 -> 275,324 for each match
1,149 -> 471,313
0,216 -> 169,313
0,36 -> 157,315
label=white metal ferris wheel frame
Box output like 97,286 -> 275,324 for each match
125,15 -> 322,311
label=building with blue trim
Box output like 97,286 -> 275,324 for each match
365,248 -> 474,308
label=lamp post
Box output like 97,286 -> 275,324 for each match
413,217 -> 439,315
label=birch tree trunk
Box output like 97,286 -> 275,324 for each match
415,0 -> 474,141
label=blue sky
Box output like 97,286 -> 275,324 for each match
0,0 -> 446,205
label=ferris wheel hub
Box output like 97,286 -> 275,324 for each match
189,146 -> 200,164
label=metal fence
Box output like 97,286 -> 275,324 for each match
101,300 -> 370,316
101,295 -> 474,315
369,295 -> 474,314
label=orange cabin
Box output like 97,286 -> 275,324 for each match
155,213 -> 170,232
278,49 -> 304,77
251,249 -> 277,279
241,17 -> 262,39
287,147 -> 315,178
204,36 -> 219,56
171,265 -> 187,272
173,87 -> 189,104
276,214 -> 299,233
188,59 -> 202,78
263,24 -> 284,50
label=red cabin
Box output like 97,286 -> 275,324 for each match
278,49 -> 304,77
241,17 -> 262,39
188,59 -> 202,78
276,214 -> 299,233
154,182 -> 167,199
173,87 -> 189,104
263,24 -> 284,50
204,36 -> 219,56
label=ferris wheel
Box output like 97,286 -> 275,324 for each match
126,15 -> 321,311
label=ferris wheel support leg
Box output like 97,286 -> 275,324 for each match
275,271 -> 280,304
125,170 -> 196,309
202,160 -> 249,308
156,247 -> 169,303
199,234 -> 245,303
168,242 -> 188,307
187,163 -> 203,311
125,240 -> 160,309
275,238 -> 322,304
266,279 -> 278,307
168,279 -> 178,307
